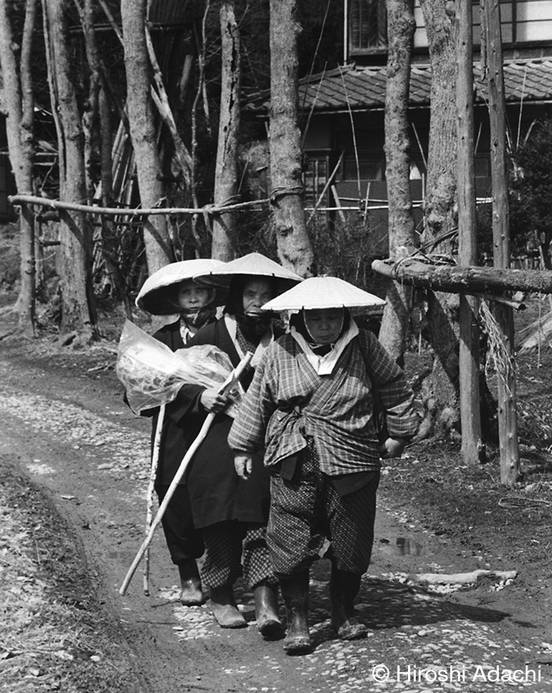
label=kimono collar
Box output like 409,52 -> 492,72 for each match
290,319 -> 359,376
224,314 -> 274,367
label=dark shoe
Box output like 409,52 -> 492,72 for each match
280,573 -> 312,655
178,559 -> 204,606
209,585 -> 247,629
254,583 -> 283,640
330,567 -> 367,641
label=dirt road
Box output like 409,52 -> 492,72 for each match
1,342 -> 551,692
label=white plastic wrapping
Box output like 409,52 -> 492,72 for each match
116,320 -> 240,415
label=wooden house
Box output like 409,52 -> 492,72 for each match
298,0 -> 552,251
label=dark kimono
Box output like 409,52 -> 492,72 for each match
140,319 -> 205,564
174,317 -> 271,530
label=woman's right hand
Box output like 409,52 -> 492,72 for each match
200,388 -> 230,413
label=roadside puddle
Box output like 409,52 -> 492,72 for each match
377,536 -> 424,556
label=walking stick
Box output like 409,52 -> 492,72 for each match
119,351 -> 253,596
142,403 -> 166,596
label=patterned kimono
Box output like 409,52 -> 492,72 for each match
228,324 -> 419,576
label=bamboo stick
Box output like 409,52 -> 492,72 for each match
9,193 -> 271,217
119,352 -> 253,596
144,24 -> 193,186
142,403 -> 165,596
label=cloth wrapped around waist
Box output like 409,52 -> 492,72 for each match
264,404 -> 381,477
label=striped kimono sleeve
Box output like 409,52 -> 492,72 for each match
228,351 -> 277,453
361,330 -> 419,440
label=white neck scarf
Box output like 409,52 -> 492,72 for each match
290,320 -> 359,375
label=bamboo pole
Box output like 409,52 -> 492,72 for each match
456,0 -> 483,465
482,0 -> 520,485
144,24 -> 193,186
119,352 -> 252,596
142,403 -> 165,596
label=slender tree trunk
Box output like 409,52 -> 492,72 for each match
212,0 -> 240,261
121,0 -> 172,274
0,0 -> 37,335
269,0 -> 314,277
379,0 -> 417,362
46,0 -> 96,336
482,0 -> 520,484
457,0 -> 483,464
81,0 -> 101,203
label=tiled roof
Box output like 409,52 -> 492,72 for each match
284,59 -> 552,112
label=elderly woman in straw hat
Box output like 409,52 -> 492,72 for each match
134,259 -> 227,606
228,276 -> 420,655
175,253 -> 302,637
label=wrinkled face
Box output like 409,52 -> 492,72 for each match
176,281 -> 213,311
242,278 -> 273,315
304,308 -> 345,345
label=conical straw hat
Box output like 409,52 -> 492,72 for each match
195,252 -> 303,293
136,259 -> 228,315
261,276 -> 386,312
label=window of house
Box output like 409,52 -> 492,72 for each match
342,153 -> 385,181
414,0 -> 552,49
349,0 -> 387,54
474,154 -> 490,179
303,152 -> 330,204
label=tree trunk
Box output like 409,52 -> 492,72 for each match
46,0 -> 96,336
121,0 -> 172,275
419,0 -> 457,241
0,0 -> 37,335
417,0 -> 461,435
379,0 -> 417,362
212,0 -> 240,261
482,0 -> 520,484
269,0 -> 314,277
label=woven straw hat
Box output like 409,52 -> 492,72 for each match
136,259 -> 228,315
260,276 -> 386,312
195,252 -> 303,293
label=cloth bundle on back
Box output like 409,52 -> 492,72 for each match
132,259 -> 228,606
175,252 -> 303,636
228,276 -> 419,655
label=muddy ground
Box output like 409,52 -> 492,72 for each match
1,304 -> 552,692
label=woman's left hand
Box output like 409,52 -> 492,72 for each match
234,454 -> 253,479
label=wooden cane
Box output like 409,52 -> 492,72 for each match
119,351 -> 253,596
142,403 -> 166,596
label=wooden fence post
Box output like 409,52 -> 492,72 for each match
457,0 -> 483,463
482,0 -> 520,484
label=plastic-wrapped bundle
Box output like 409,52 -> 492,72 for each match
116,320 -> 238,414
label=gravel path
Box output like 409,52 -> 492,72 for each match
1,349 -> 551,692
